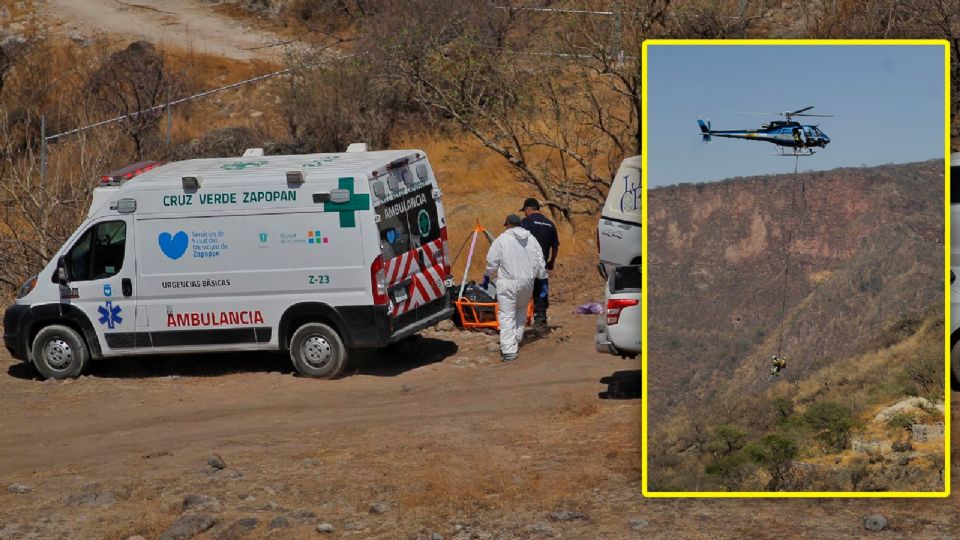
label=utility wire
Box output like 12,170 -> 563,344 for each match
44,55 -> 353,142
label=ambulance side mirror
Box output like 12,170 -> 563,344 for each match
55,256 -> 69,285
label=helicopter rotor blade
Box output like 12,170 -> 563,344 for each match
791,113 -> 833,117
787,106 -> 815,115
721,110 -> 782,116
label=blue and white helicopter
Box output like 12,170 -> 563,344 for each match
697,106 -> 832,156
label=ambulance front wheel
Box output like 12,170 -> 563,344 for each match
290,322 -> 347,378
31,325 -> 89,380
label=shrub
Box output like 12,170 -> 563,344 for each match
801,402 -> 858,452
886,412 -> 915,431
772,395 -> 795,419
747,434 -> 799,491
705,424 -> 747,456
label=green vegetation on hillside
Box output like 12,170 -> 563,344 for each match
649,310 -> 946,492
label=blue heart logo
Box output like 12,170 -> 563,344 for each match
158,231 -> 188,260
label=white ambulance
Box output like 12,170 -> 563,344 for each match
3,148 -> 454,379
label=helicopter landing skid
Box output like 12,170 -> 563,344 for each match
776,149 -> 815,157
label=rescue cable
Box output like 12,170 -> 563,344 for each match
774,155 -> 806,361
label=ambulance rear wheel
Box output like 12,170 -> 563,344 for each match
31,325 -> 88,380
290,322 -> 347,378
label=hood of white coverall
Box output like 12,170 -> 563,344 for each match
485,226 -> 546,282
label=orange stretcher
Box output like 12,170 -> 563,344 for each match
454,297 -> 534,330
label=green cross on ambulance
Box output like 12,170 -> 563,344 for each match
3,146 -> 455,379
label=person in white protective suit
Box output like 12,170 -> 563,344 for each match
483,214 -> 547,361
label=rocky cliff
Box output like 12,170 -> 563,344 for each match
647,160 -> 944,415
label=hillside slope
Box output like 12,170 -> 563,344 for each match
647,161 -> 944,415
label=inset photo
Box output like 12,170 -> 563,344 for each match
642,41 -> 949,496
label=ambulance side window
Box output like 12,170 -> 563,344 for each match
64,220 -> 126,281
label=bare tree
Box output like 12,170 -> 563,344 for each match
85,41 -> 181,160
0,37 -> 126,295
0,113 -> 121,291
361,0 -> 632,224
280,51 -> 405,153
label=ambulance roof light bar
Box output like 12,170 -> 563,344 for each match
100,161 -> 161,186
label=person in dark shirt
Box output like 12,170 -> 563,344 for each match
519,197 -> 559,329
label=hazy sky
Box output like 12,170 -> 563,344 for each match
646,44 -> 946,187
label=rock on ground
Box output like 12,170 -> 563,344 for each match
316,523 -> 335,533
267,516 -> 290,530
548,511 -> 587,522
873,397 -> 942,423
863,514 -> 888,532
183,494 -> 221,512
851,439 -> 892,455
288,509 -> 317,524
910,422 -> 944,442
207,454 -> 226,470
6,484 -> 31,494
369,502 -> 390,515
217,517 -> 257,539
436,320 -> 455,331
158,513 -> 218,540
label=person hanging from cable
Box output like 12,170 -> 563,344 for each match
770,355 -> 787,376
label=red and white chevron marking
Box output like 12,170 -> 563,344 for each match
385,237 -> 444,286
394,262 -> 446,316
386,237 -> 447,316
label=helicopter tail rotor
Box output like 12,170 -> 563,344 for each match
697,118 -> 712,143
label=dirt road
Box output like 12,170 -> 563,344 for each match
0,306 -> 955,538
44,0 -> 288,60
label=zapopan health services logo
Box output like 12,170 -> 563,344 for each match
158,231 -> 188,260
307,230 -> 329,244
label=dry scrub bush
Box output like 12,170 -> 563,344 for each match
85,41 -> 184,160
555,388 -> 600,417
280,51 -> 402,154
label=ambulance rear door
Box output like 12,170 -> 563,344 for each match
373,157 -> 450,330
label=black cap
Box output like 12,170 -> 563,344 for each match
504,214 -> 522,226
520,197 -> 540,211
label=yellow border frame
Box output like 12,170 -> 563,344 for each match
641,39 -> 951,498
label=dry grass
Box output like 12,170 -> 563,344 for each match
555,388 -> 601,418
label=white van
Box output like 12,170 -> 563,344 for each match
595,265 -> 640,359
3,149 -> 454,379
597,155 -> 641,277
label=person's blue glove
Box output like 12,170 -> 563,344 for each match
481,275 -> 490,289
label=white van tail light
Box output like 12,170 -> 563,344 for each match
100,161 -> 161,185
606,298 -> 638,325
371,255 -> 389,305
439,228 -> 451,276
